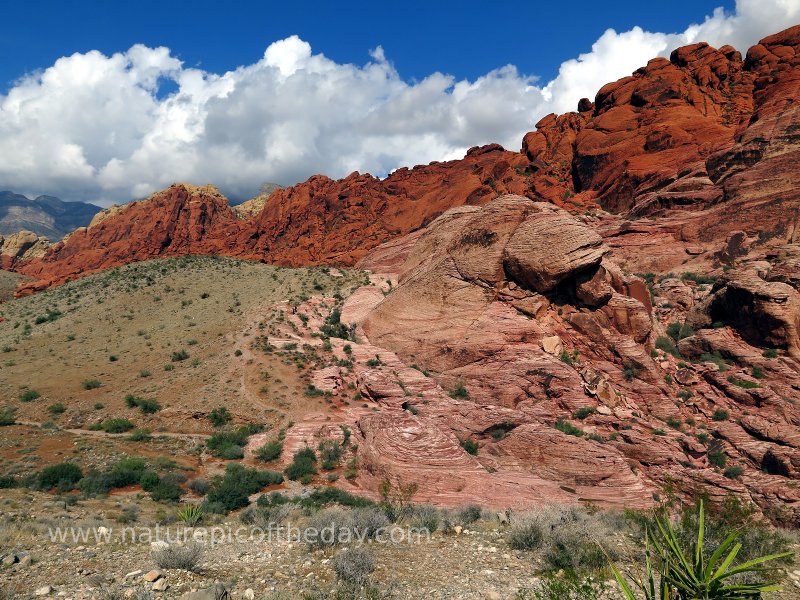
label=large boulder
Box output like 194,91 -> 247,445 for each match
502,202 -> 607,293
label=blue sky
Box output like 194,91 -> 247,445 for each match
0,0 -> 797,205
2,0 -> 735,91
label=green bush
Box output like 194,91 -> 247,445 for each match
208,406 -> 232,427
205,464 -> 282,512
255,440 -> 283,463
171,349 -> 190,362
762,349 -> 778,359
554,418 -> 583,437
95,418 -> 135,433
125,395 -> 161,414
39,463 -> 83,490
150,479 -> 183,503
207,426 -> 256,458
655,336 -> 681,357
712,408 -> 729,421
727,375 -> 760,389
319,440 -> 344,470
139,471 -> 160,492
460,438 -> 479,455
285,447 -> 318,481
0,406 -> 15,426
572,406 -> 596,420
20,389 -> 41,402
47,403 -> 66,415
82,379 -> 102,390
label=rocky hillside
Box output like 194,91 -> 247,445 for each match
0,191 -> 100,239
9,25 -> 800,295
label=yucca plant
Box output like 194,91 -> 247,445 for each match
612,501 -> 792,599
176,503 -> 204,526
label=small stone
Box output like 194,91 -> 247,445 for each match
486,591 -> 501,600
34,586 -> 53,597
541,335 -> 563,356
1,554 -> 16,566
152,579 -> 169,592
243,590 -> 255,600
453,525 -> 463,535
143,570 -> 163,583
496,512 -> 508,524
124,570 -> 143,580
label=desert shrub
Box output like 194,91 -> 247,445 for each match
331,547 -> 376,586
107,457 -> 148,488
712,408 -> 729,421
350,507 -> 391,538
152,543 -> 203,571
0,476 -> 17,489
47,403 -> 66,415
509,518 -> 544,551
171,349 -> 190,362
78,471 -> 114,496
449,384 -> 469,399
207,427 -> 252,458
707,440 -> 727,469
150,479 -> 183,503
513,507 -> 616,573
459,505 -> 482,524
723,465 -> 744,479
188,478 -> 210,495
572,406 -> 596,420
128,428 -> 152,442
622,363 -> 639,381
519,574 -> 607,600
255,440 -> 283,463
91,418 -> 134,433
219,445 -> 245,460
139,471 -> 160,492
125,395 -> 161,414
295,487 -> 374,509
285,447 -> 318,481
751,365 -> 764,379
460,438 -> 479,455
82,379 -> 102,390
205,463 -> 282,512
762,349 -> 778,359
681,272 -> 717,285
306,508 -> 354,549
727,375 -> 760,389
0,407 -> 16,426
320,308 -> 350,340
19,389 -> 41,402
554,418 -> 583,437
656,335 -> 681,357
207,406 -> 232,427
38,462 -> 83,490
319,440 -> 344,470
410,504 -> 440,533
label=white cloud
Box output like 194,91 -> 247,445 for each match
0,0 -> 797,206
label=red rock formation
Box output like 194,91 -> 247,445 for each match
13,26 -> 800,296
347,195 -> 799,521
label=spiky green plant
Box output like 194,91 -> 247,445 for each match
612,502 -> 792,599
176,503 -> 204,526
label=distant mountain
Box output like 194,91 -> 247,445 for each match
0,191 -> 101,239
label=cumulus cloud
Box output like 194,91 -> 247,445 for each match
0,0 -> 797,205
